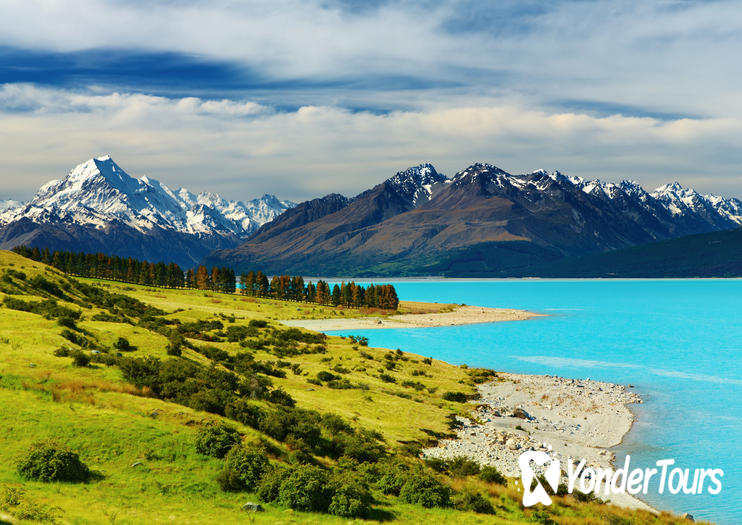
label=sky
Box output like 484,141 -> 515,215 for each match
1,0 -> 741,202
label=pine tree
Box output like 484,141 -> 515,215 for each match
196,265 -> 210,290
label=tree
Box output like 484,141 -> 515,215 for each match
331,284 -> 341,306
196,265 -> 210,290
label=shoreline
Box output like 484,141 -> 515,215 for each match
280,302 -> 660,514
421,372 -> 655,512
281,304 -> 543,331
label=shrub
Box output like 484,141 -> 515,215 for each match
217,445 -> 270,492
479,465 -> 507,485
166,335 -> 183,356
453,488 -> 495,514
17,441 -> 91,482
54,346 -> 71,357
375,461 -> 411,496
446,456 -> 481,477
316,370 -> 338,382
422,357 -> 432,365
334,432 -> 385,463
14,501 -> 58,522
195,423 -> 242,458
442,391 -> 468,403
257,465 -> 290,502
70,350 -> 90,368
328,471 -> 372,518
277,465 -> 332,512
399,472 -> 451,508
267,388 -> 295,407
1,486 -> 25,506
113,337 -> 134,352
379,373 -> 396,383
225,399 -> 264,428
57,316 -> 78,330
189,389 -> 226,415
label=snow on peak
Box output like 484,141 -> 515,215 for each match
388,163 -> 447,205
0,156 -> 296,236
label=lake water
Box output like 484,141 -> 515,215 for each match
328,280 -> 741,524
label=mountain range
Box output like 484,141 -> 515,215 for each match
3,157 -> 741,276
205,163 -> 742,276
0,156 -> 294,267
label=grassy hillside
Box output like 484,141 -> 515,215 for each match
0,250 -> 690,524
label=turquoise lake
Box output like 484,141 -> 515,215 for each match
328,279 -> 741,524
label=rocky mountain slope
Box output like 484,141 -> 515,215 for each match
206,162 -> 742,276
0,156 -> 294,266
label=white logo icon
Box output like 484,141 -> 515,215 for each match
519,450 -> 561,507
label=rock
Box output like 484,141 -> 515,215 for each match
681,513 -> 694,522
242,502 -> 264,512
505,438 -> 518,450
149,410 -> 159,418
131,461 -> 143,468
512,407 -> 533,420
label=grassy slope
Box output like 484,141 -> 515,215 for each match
0,251 -> 689,524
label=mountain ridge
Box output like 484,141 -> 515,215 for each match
206,162 -> 742,276
0,156 -> 295,266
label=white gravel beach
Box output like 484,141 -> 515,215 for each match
422,372 -> 653,511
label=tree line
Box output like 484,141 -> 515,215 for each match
12,246 -> 399,309
240,271 -> 398,309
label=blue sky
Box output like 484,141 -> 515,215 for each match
1,0 -> 741,202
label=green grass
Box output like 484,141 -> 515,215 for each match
0,250 -> 695,524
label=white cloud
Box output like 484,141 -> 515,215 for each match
1,84 -> 740,203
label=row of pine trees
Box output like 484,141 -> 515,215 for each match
12,246 -> 398,309
240,271 -> 398,309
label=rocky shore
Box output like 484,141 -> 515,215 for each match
422,372 -> 653,511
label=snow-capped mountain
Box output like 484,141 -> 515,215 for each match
207,162 -> 742,277
0,199 -> 22,212
0,156 -> 293,236
386,163 -> 448,206
0,156 -> 294,266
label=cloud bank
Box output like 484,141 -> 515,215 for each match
0,1 -> 740,200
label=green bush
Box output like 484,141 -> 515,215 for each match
442,391 -> 468,402
225,399 -> 264,428
70,350 -> 90,368
379,373 -> 396,383
399,472 -> 451,508
277,465 -> 332,512
446,456 -> 481,477
257,465 -> 290,502
334,431 -> 385,463
479,465 -> 507,485
195,423 -> 241,458
328,471 -> 372,518
316,370 -> 338,382
113,337 -> 134,352
166,338 -> 183,356
217,445 -> 270,492
17,441 -> 91,482
374,461 -> 411,496
57,316 -> 78,330
453,488 -> 495,514
266,388 -> 295,407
